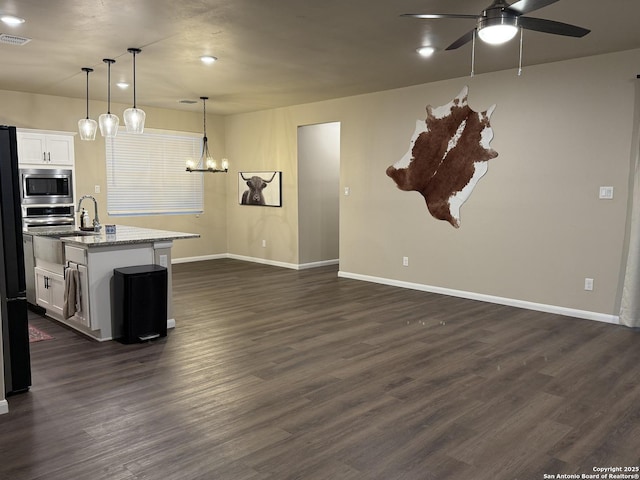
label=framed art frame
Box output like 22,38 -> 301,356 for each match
238,171 -> 282,207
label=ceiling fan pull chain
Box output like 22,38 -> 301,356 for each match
471,29 -> 476,77
518,28 -> 524,76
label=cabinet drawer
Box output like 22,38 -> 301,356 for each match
65,245 -> 87,264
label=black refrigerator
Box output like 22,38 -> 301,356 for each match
0,125 -> 31,395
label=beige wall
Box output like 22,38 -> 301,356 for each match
2,48 -> 638,317
224,48 -> 640,317
225,109 -> 304,264
0,90 -> 228,259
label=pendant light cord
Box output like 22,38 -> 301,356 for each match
127,48 -> 142,110
86,71 -> 90,118
103,59 -> 115,115
202,97 -> 207,139
132,50 -> 137,108
82,67 -> 93,119
107,62 -> 111,114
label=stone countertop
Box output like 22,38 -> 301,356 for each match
53,225 -> 199,248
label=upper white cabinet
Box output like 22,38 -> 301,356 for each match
17,130 -> 75,167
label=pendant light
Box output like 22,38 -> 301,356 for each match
123,47 -> 146,134
78,67 -> 97,141
99,58 -> 119,137
186,96 -> 229,173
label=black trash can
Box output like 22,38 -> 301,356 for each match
113,264 -> 167,344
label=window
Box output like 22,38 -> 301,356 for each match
106,129 -> 203,216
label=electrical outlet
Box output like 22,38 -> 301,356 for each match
402,256 -> 409,267
262,239 -> 267,248
159,254 -> 168,267
344,187 -> 350,196
94,185 -> 101,194
584,278 -> 594,291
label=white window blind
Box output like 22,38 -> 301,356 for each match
106,129 -> 203,216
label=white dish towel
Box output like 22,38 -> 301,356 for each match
63,266 -> 81,319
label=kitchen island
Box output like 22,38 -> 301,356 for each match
31,225 -> 198,341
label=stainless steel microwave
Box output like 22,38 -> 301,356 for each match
19,168 -> 73,205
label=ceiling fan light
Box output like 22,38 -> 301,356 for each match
478,23 -> 519,45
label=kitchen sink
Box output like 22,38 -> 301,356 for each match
32,230 -> 99,265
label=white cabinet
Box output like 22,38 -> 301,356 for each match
17,131 -> 75,166
34,267 -> 64,318
63,242 -> 156,341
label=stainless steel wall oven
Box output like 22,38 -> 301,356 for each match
19,168 -> 75,229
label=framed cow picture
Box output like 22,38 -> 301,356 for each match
238,171 -> 282,207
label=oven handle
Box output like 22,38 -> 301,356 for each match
23,217 -> 75,226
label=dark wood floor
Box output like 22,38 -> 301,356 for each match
1,259 -> 639,480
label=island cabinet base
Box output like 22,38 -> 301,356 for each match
63,241 -> 175,341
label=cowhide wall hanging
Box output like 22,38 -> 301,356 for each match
386,86 -> 498,228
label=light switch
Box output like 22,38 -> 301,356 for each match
599,186 -> 613,199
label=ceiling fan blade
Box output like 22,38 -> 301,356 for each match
445,29 -> 477,50
507,0 -> 560,15
401,13 -> 478,20
519,17 -> 590,37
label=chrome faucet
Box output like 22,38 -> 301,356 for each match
77,195 -> 101,231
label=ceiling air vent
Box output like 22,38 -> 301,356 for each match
0,33 -> 31,46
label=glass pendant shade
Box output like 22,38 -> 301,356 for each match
124,107 -> 145,134
99,113 -> 119,137
78,67 -> 97,141
100,58 -> 119,137
78,118 -> 98,141
124,48 -> 145,133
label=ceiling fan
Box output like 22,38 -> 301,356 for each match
402,0 -> 590,50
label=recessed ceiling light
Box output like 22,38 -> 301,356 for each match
1,15 -> 26,26
116,82 -> 129,89
200,55 -> 217,65
417,46 -> 436,57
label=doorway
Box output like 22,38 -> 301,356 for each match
297,122 -> 340,267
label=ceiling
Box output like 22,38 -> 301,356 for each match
1,0 -> 639,116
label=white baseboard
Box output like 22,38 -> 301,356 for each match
227,253 -> 299,270
338,270 -> 620,325
172,253 -> 227,264
173,253 -> 338,271
0,399 -> 8,415
298,259 -> 339,270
